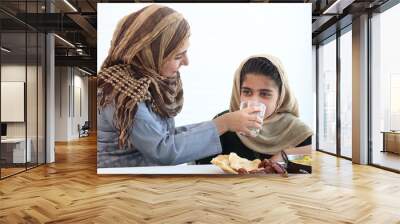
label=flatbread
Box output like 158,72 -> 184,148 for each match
211,153 -> 261,174
228,153 -> 261,172
211,155 -> 238,174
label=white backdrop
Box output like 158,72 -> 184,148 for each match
1,82 -> 25,122
98,3 -> 313,128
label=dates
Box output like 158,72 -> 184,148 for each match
258,159 -> 288,177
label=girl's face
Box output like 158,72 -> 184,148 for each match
160,40 -> 190,77
240,73 -> 280,119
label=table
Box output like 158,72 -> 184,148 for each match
97,164 -> 226,175
1,138 -> 32,163
381,131 -> 400,154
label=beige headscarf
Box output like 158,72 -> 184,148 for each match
97,4 -> 190,148
230,54 -> 313,155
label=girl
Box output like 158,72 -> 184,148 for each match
198,55 -> 313,165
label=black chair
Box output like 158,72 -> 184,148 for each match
78,121 -> 90,138
280,151 -> 312,174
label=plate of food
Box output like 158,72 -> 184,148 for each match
211,152 -> 288,176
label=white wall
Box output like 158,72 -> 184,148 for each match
1,65 -> 26,138
1,83 -> 24,123
1,64 -> 25,126
1,64 -> 26,82
98,3 -> 313,128
312,45 -> 317,150
55,66 -> 68,141
72,73 -> 89,138
1,64 -> 45,163
1,64 -> 25,140
54,67 -> 89,141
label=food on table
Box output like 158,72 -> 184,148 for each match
290,155 -> 312,166
211,153 -> 288,177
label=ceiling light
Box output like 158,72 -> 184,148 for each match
63,0 -> 78,12
76,48 -> 86,56
78,67 -> 93,76
322,0 -> 355,15
54,34 -> 75,48
1,47 -> 11,53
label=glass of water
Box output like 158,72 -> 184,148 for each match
239,100 -> 266,137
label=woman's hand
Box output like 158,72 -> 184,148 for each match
213,107 -> 262,135
270,152 -> 283,163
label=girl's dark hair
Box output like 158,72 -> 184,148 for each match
240,57 -> 282,94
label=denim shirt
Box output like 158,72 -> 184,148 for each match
97,102 -> 222,168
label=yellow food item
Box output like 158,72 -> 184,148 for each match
290,155 -> 312,166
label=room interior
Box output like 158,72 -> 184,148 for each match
0,0 -> 399,223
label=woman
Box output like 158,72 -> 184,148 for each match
97,5 -> 262,168
197,55 -> 313,165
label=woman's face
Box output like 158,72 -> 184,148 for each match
240,73 -> 280,119
160,40 -> 190,77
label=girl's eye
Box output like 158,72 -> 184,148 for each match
241,90 -> 251,96
260,92 -> 272,97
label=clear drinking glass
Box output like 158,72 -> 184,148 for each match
239,100 -> 266,137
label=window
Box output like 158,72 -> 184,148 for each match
339,29 -> 352,158
0,1 -> 47,179
371,2 -> 400,171
317,36 -> 337,154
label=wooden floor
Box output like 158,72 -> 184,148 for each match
0,167 -> 26,178
372,150 -> 400,171
1,135 -> 400,223
1,163 -> 45,178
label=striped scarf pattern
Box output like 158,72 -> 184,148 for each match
98,4 -> 189,148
